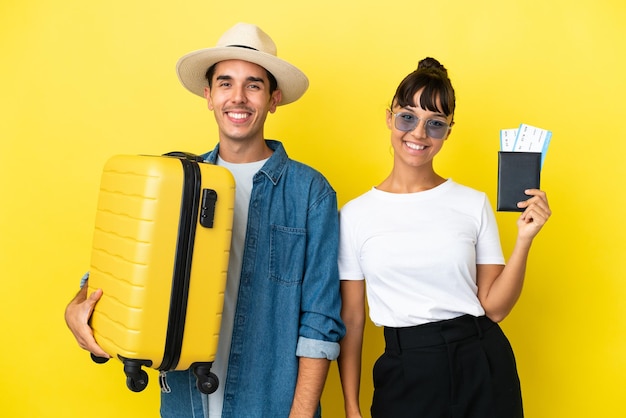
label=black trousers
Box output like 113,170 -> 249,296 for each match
371,315 -> 523,418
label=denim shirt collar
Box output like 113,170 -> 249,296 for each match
202,139 -> 288,186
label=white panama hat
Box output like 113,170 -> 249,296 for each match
176,23 -> 309,105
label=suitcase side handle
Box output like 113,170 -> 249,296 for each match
163,151 -> 205,162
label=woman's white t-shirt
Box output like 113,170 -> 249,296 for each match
338,179 -> 505,328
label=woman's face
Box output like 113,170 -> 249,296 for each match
386,88 -> 453,170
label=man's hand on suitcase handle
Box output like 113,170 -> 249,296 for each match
64,284 -> 111,359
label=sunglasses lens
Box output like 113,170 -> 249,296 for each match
394,113 -> 417,132
425,120 -> 449,139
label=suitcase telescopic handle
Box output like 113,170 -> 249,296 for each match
163,151 -> 205,162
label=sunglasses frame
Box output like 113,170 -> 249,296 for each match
391,111 -> 451,140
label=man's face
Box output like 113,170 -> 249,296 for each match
205,59 -> 282,145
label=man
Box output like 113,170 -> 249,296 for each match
65,23 -> 345,417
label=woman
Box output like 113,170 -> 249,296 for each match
337,57 -> 551,418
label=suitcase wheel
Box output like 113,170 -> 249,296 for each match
90,353 -> 110,364
123,360 -> 150,393
192,364 -> 219,394
126,370 -> 149,392
196,372 -> 218,394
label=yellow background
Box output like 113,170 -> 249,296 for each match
1,1 -> 625,417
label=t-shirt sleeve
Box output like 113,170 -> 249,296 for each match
476,195 -> 505,265
338,206 -> 365,281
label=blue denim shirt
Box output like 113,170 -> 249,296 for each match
161,140 -> 345,418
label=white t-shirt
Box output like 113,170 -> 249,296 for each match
208,156 -> 268,417
338,179 -> 504,328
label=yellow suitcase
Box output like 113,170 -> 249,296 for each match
87,152 -> 235,394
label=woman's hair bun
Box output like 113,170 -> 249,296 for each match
417,57 -> 448,75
